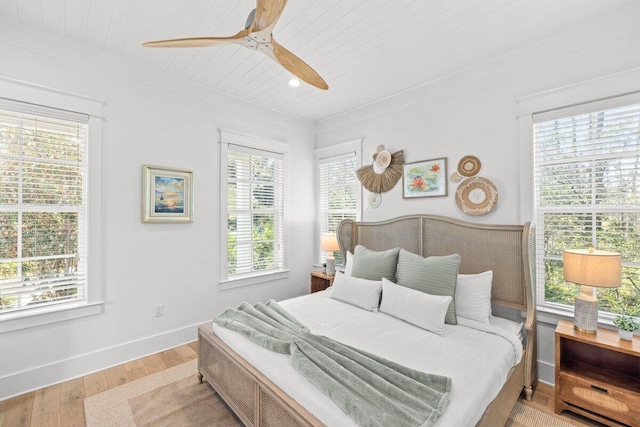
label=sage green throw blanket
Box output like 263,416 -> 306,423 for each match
213,300 -> 452,427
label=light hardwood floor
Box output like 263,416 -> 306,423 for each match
0,342 -> 604,427
0,342 -> 198,426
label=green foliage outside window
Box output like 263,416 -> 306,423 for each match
226,151 -> 282,276
319,156 -> 357,266
536,104 -> 640,317
0,115 -> 84,311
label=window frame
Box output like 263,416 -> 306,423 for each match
314,139 -> 362,265
517,69 -> 640,323
219,129 -> 289,289
0,78 -> 104,333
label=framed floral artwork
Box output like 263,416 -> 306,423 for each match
142,165 -> 193,223
402,157 -> 448,198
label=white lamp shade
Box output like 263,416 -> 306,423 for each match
563,249 -> 622,288
321,234 -> 340,255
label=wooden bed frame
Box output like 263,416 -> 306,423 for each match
198,215 -> 537,427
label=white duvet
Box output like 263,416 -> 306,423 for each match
212,290 -> 523,427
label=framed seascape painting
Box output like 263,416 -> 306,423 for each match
403,157 -> 448,199
142,165 -> 193,223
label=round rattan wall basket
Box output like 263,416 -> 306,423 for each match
457,155 -> 481,177
455,176 -> 498,216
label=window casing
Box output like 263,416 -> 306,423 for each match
315,140 -> 361,265
0,83 -> 103,333
533,94 -> 640,317
220,130 -> 288,288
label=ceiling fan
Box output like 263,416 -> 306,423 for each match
142,0 -> 328,90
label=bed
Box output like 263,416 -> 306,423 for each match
198,214 -> 537,427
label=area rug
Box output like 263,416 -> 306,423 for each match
85,360 -> 574,427
506,402 -> 575,427
83,359 -> 240,426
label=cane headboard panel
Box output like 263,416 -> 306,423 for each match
336,215 -> 534,311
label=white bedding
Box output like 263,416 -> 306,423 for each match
212,290 -> 523,427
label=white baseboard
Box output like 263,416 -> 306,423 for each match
0,322 -> 202,401
537,359 -> 555,386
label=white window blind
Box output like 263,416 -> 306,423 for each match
227,144 -> 284,277
318,153 -> 358,264
0,98 -> 88,314
533,97 -> 640,315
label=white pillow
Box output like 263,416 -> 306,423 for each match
330,271 -> 382,311
344,251 -> 354,276
379,278 -> 451,336
455,271 -> 493,324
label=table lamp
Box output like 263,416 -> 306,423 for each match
321,234 -> 340,276
563,247 -> 622,334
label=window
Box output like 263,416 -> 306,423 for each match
0,93 -> 103,330
316,140 -> 361,265
220,130 -> 288,288
533,94 -> 640,317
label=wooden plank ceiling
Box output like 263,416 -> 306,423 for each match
0,0 -> 635,121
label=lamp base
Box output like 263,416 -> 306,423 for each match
326,257 -> 335,277
574,287 -> 598,334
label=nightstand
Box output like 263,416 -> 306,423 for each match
555,319 -> 640,426
310,271 -> 334,293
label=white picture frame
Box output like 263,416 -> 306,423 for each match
142,165 -> 193,223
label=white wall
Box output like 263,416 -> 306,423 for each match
0,23 -> 316,399
317,7 -> 640,384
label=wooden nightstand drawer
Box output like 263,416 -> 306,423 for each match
558,371 -> 640,426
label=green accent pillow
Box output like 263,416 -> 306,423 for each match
395,249 -> 461,325
351,245 -> 400,281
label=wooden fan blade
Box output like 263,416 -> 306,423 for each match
252,0 -> 288,34
143,30 -> 252,48
270,39 -> 328,90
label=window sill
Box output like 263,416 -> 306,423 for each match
536,303 -> 617,330
0,301 -> 104,334
220,270 -> 290,290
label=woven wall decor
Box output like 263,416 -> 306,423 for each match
357,150 -> 404,193
375,148 -> 392,169
368,192 -> 382,208
455,176 -> 498,216
457,155 -> 481,177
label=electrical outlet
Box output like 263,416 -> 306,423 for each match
155,304 -> 164,317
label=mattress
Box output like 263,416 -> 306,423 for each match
212,290 -> 523,427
